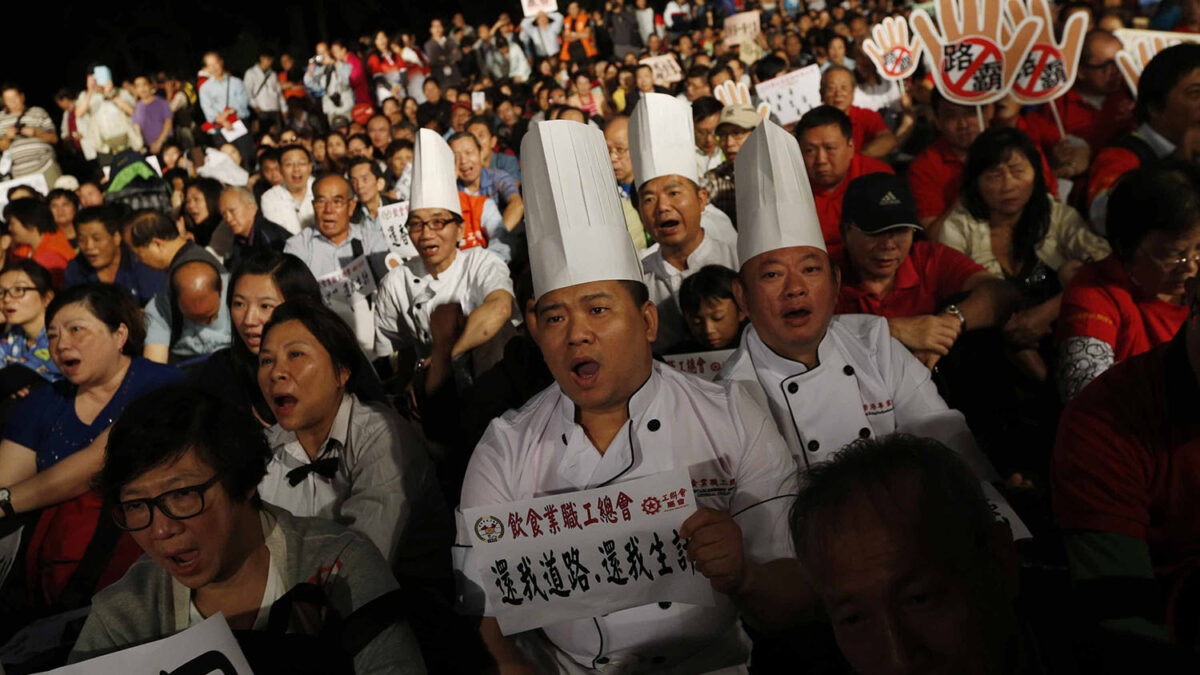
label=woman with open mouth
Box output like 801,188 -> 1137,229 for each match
0,283 -> 181,605
0,259 -> 61,387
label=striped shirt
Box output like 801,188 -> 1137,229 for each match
0,106 -> 55,178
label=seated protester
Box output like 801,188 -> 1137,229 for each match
701,94 -> 762,229
47,188 -> 80,247
0,259 -> 61,383
1057,162 -> 1200,401
458,120 -> 802,674
835,173 -> 1019,370
283,173 -> 391,281
3,198 -> 76,288
466,115 -> 521,185
0,284 -> 181,605
70,385 -> 426,672
819,65 -> 896,159
679,264 -> 747,351
64,205 -> 165,306
795,105 -> 893,261
1087,43 -> 1200,233
630,93 -> 738,353
693,95 -> 725,177
374,129 -> 514,364
128,207 -> 227,278
603,115 -> 652,252
449,131 -> 525,236
257,299 -> 451,576
181,177 -> 223,247
260,144 -> 317,235
347,157 -> 399,236
142,256 -> 232,366
217,185 -> 291,273
384,139 -> 414,201
940,128 -> 1110,379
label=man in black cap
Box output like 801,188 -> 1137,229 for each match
834,173 -> 1018,370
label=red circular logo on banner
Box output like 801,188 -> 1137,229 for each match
882,47 -> 913,78
1011,43 -> 1068,101
939,37 -> 1004,102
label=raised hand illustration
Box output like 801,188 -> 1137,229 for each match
1004,0 -> 1088,104
713,80 -> 771,121
1116,34 -> 1178,94
862,16 -> 924,81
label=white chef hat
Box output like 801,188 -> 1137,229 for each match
521,120 -> 644,300
734,119 -> 825,267
409,128 -> 462,217
628,92 -> 699,189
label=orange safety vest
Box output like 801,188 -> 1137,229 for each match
560,13 -> 598,61
457,191 -> 490,251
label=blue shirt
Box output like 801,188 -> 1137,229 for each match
198,74 -> 250,123
489,152 -> 522,186
5,358 -> 182,471
283,222 -> 391,282
144,274 -> 233,361
460,167 -> 520,213
0,325 -> 61,382
63,245 -> 166,306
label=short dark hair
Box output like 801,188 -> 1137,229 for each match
707,65 -> 734,85
691,96 -> 724,122
366,112 -> 389,127
75,204 -> 123,235
3,198 -> 56,234
795,105 -> 853,142
679,265 -> 739,317
686,65 -> 709,81
278,143 -> 312,165
447,131 -> 481,151
259,147 -> 282,166
261,299 -> 365,394
0,258 -> 53,296
753,55 -> 788,84
127,208 -> 179,247
347,132 -> 372,148
466,115 -> 494,135
620,280 -> 650,308
346,156 -> 384,179
385,139 -> 414,157
47,188 -> 80,210
46,283 -> 146,356
1137,43 -> 1200,124
1107,160 -> 1200,261
100,384 -> 272,508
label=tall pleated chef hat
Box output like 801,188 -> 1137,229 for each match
409,128 -> 462,216
734,118 -> 825,267
521,120 -> 644,300
629,92 -> 699,189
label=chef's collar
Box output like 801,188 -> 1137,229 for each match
744,322 -> 833,377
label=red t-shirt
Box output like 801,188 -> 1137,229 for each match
1024,89 -> 1136,153
813,153 -> 894,261
1053,336 -> 1200,580
1087,145 -> 1141,207
1056,257 -> 1188,361
847,106 -> 889,153
835,240 -> 986,317
907,136 -> 1059,222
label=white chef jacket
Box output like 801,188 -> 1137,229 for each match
261,177 -> 316,235
455,362 -> 796,673
701,204 -> 737,248
640,234 -> 738,354
719,315 -> 998,480
373,246 -> 514,358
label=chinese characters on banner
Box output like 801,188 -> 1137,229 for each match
378,201 -> 418,259
939,38 -> 1006,103
640,54 -> 684,87
664,349 -> 734,381
521,0 -> 558,18
753,65 -> 822,126
723,11 -> 761,47
43,614 -> 253,675
463,468 -> 716,635
316,255 -> 378,307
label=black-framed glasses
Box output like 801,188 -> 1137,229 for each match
112,475 -> 221,531
409,217 -> 456,233
0,286 -> 38,300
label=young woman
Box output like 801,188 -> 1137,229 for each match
0,259 -> 60,383
181,177 -> 223,247
566,72 -> 609,120
47,188 -> 80,247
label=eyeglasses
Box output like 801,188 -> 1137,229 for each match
1081,60 -> 1118,72
1140,244 -> 1200,272
408,218 -> 456,233
313,196 -> 350,209
0,286 -> 38,300
112,475 -> 221,531
607,145 -> 630,158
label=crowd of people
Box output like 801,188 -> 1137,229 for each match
0,0 -> 1199,672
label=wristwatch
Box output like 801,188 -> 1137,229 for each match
0,488 -> 14,518
943,304 -> 967,330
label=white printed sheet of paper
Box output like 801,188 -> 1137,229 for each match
463,467 -> 716,635
522,0 -> 558,18
316,255 -> 378,307
753,65 -> 822,126
640,54 -> 684,87
723,11 -> 761,47
664,350 -> 734,381
220,119 -> 249,143
378,201 -> 418,259
37,613 -> 253,675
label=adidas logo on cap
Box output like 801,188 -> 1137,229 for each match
879,191 -> 901,206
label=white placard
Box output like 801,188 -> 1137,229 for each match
981,482 -> 1033,541
471,92 -> 487,113
38,613 -> 253,675
378,201 -> 418,259
664,350 -> 734,381
0,174 -> 48,212
1113,28 -> 1200,47
522,0 -> 558,17
220,119 -> 249,143
723,11 -> 761,47
463,467 -> 716,635
753,65 -> 822,126
316,255 -> 378,307
640,54 -> 684,87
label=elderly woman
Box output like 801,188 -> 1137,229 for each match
0,284 -> 181,603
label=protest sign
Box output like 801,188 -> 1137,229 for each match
981,482 -> 1032,541
378,201 -> 418,259
664,350 -> 734,381
463,467 -> 716,635
862,16 -> 924,81
522,0 -> 557,18
1112,29 -> 1200,94
0,174 -> 48,212
753,65 -> 821,126
1006,0 -> 1088,105
640,54 -> 683,87
39,613 -> 253,675
316,256 -> 378,308
723,11 -> 761,47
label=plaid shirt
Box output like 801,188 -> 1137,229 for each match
461,167 -> 520,212
702,160 -> 737,230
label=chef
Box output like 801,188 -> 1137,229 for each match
629,93 -> 739,354
719,119 -> 997,480
373,128 -> 515,364
455,120 -> 807,674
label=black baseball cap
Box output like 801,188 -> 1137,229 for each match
841,173 -> 922,234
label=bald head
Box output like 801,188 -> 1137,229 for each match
174,262 -> 222,325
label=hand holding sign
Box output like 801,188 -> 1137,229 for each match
911,0 -> 1043,105
1004,0 -> 1088,104
863,16 -> 924,81
680,508 -> 746,594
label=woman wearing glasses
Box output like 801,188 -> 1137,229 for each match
1057,162 -> 1200,401
0,284 -> 181,604
0,259 -> 61,384
71,385 -> 426,672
